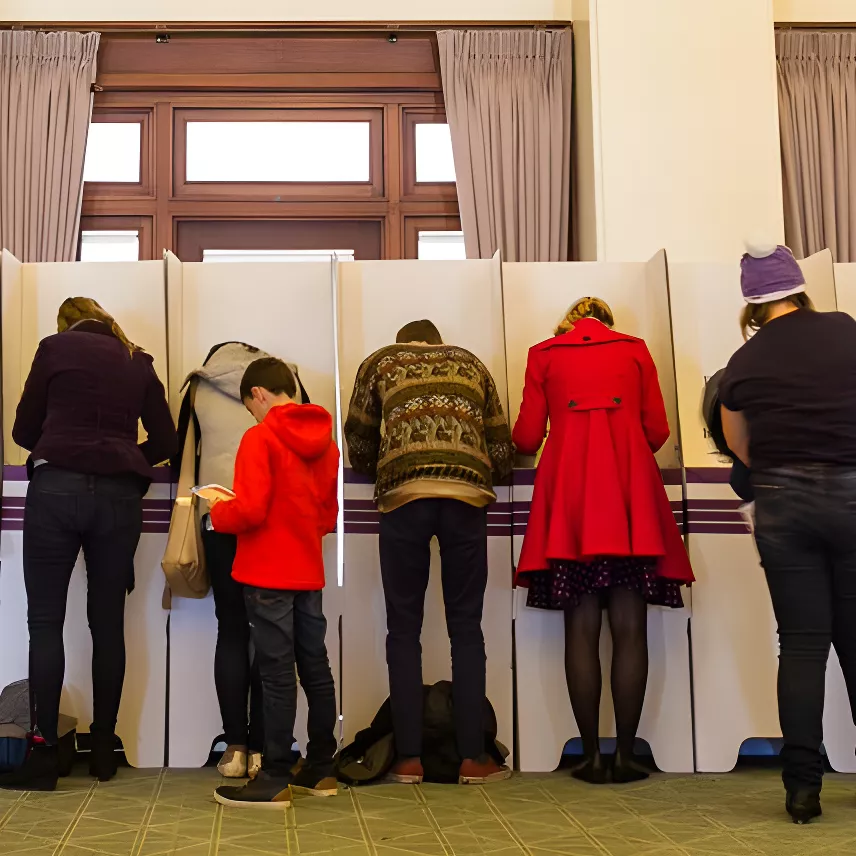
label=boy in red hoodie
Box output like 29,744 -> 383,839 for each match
210,358 -> 339,809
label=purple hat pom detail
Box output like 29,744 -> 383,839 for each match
740,244 -> 806,304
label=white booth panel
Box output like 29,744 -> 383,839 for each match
167,258 -> 340,767
1,250 -> 24,467
503,255 -> 693,773
503,251 -> 680,470
671,250 -> 855,772
0,260 -> 169,768
834,263 -> 856,319
673,250 -> 836,473
338,256 -> 514,752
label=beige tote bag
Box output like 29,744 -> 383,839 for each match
162,379 -> 209,604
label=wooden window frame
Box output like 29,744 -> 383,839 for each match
78,215 -> 155,261
403,215 -> 463,259
84,109 -> 154,199
173,107 -> 385,201
401,107 -> 457,202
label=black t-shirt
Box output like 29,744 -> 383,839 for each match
720,310 -> 856,470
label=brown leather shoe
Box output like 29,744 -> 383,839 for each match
459,755 -> 511,785
387,757 -> 424,784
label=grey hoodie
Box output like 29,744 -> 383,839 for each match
183,342 -> 302,490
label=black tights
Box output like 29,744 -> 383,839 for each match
564,587 -> 648,761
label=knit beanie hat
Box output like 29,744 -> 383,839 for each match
740,242 -> 806,304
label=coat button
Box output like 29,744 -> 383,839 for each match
613,397 -> 622,404
583,335 -> 591,341
568,400 -> 577,408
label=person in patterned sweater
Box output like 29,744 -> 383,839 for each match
345,319 -> 513,785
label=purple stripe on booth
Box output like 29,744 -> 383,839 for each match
688,511 -> 745,523
691,523 -> 751,535
688,499 -> 742,510
344,523 -> 381,535
686,468 -> 732,484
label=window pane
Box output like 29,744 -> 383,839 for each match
83,123 -> 142,183
415,124 -> 456,183
417,231 -> 466,261
80,231 -> 140,262
203,249 -> 354,263
186,123 -> 371,182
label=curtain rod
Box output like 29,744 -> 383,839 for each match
8,21 -> 573,35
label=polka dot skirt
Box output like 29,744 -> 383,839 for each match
525,557 -> 684,611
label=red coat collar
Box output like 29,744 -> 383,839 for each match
531,318 -> 640,351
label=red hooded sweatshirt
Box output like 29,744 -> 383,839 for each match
210,402 -> 339,590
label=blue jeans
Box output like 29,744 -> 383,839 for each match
753,466 -> 856,793
243,587 -> 337,777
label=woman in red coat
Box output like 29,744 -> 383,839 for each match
513,297 -> 694,785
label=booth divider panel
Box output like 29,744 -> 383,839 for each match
0,260 -> 169,768
502,258 -> 693,773
337,257 -> 514,752
167,260 -> 340,767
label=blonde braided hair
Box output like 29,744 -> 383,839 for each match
57,297 -> 143,357
554,297 -> 615,336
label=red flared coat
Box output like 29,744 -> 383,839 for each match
512,318 -> 694,585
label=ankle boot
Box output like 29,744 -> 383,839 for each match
570,751 -> 608,785
0,744 -> 59,792
89,731 -> 119,782
786,790 -> 822,824
612,748 -> 651,784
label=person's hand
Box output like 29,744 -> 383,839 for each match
209,494 -> 234,508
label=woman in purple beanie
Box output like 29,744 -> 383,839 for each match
721,243 -> 856,824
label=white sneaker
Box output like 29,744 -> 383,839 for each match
217,745 -> 248,778
247,752 -> 262,780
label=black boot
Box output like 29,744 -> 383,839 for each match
570,751 -> 608,785
612,748 -> 650,784
89,731 -> 119,782
786,790 -> 822,825
57,731 -> 77,778
0,744 -> 59,792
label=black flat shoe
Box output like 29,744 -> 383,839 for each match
786,790 -> 822,825
89,731 -> 119,782
570,752 -> 608,785
0,744 -> 59,792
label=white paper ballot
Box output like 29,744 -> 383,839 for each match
191,484 -> 236,502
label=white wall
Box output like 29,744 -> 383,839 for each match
1,0 -> 571,21
576,0 -> 784,262
775,0 -> 856,21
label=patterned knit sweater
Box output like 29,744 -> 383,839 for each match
344,343 -> 513,505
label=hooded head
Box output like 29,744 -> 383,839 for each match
738,241 -> 814,339
740,242 -> 806,304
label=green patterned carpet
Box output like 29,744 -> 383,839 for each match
1,768 -> 855,855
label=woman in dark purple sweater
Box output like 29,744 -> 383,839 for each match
0,298 -> 176,792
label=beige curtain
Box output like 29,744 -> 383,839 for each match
777,31 -> 856,262
0,30 -> 99,262
437,29 -> 573,262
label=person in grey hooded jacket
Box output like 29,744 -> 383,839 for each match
177,342 -> 306,779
